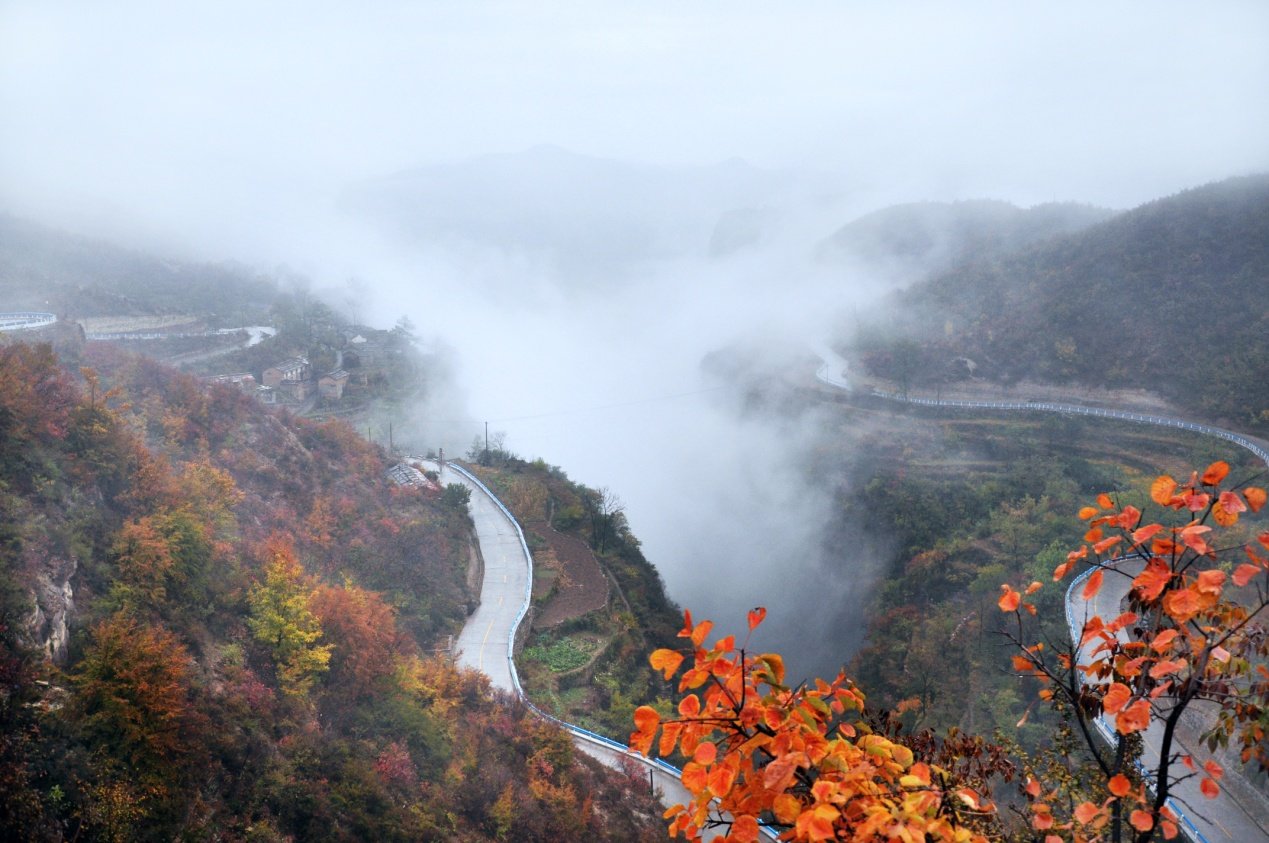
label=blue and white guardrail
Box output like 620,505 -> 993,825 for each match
0,311 -> 57,332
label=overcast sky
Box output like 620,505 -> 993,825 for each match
3,0 -> 1268,255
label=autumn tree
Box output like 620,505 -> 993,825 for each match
73,615 -> 205,782
248,537 -> 332,698
310,581 -> 403,702
630,609 -> 1000,842
999,462 -> 1268,841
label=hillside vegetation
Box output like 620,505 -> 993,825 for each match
821,198 -> 1114,283
853,175 -> 1269,429
0,342 -> 664,842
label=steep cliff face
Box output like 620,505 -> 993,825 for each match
26,554 -> 76,664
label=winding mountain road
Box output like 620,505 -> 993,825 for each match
414,459 -> 758,836
815,354 -> 1269,843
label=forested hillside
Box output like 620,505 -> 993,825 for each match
821,199 -> 1114,282
0,342 -> 664,842
860,175 -> 1269,429
0,216 -> 277,321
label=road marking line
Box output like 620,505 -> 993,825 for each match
479,619 -> 494,670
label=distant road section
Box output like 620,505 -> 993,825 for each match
0,311 -> 57,331
813,350 -> 1269,842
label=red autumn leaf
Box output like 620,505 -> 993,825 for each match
1102,682 -> 1132,714
1163,588 -> 1202,623
1130,809 -> 1155,832
747,606 -> 766,630
1149,659 -> 1185,679
1200,777 -> 1220,799
1116,698 -> 1152,734
1195,569 -> 1225,596
998,584 -> 1021,612
1133,559 -> 1172,602
1180,524 -> 1212,554
650,648 -> 685,679
1201,461 -> 1230,486
1078,506 -> 1100,520
1108,773 -> 1132,797
1204,759 -> 1224,780
1097,493 -> 1115,509
1233,563 -> 1262,587
1074,802 -> 1100,824
730,815 -> 760,842
1082,569 -> 1104,600
633,705 -> 660,734
1151,475 -> 1178,506
1132,523 -> 1164,545
693,742 -> 717,765
1245,486 -> 1267,513
1093,536 -> 1122,555
1150,629 -> 1179,653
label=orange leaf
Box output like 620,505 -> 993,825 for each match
680,761 -> 708,794
1233,563 -> 1261,587
1093,536 -> 1122,555
1132,559 -> 1172,602
772,793 -> 802,824
707,763 -> 737,798
1163,588 -> 1202,623
1149,659 -> 1185,679
730,815 -> 760,842
1132,523 -> 1164,545
1097,493 -> 1115,509
1150,629 -> 1178,653
1078,506 -> 1100,520
1195,569 -> 1225,596
1115,698 -> 1152,734
678,694 -> 700,717
747,606 -> 766,631
1012,654 -> 1033,673
1025,777 -> 1041,798
1201,461 -> 1230,486
633,705 -> 660,734
1130,809 -> 1155,832
1075,801 -> 1100,824
1245,486 -> 1266,513
1151,475 -> 1177,506
1082,569 -> 1104,600
649,648 -> 685,680
1108,774 -> 1132,797
998,584 -> 1020,612
692,742 -> 717,766
1200,777 -> 1220,799
690,618 -> 713,648
1025,580 -> 1043,595
1103,683 -> 1131,715
1204,759 -> 1224,780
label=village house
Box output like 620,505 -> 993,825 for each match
318,369 -> 350,400
262,356 -> 312,402
207,372 -> 257,395
262,356 -> 309,388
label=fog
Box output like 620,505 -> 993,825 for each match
4,1 -> 1269,678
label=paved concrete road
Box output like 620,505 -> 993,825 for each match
426,461 -> 527,693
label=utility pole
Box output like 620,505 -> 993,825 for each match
389,422 -> 394,453
484,421 -> 489,463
